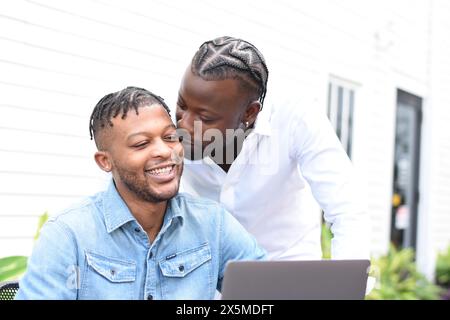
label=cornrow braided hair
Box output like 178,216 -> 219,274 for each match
191,36 -> 269,108
89,86 -> 170,144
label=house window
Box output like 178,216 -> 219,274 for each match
327,79 -> 356,158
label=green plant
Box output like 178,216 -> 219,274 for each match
321,223 -> 332,259
436,245 -> 450,300
33,212 -> 49,241
436,245 -> 450,287
366,244 -> 443,300
0,256 -> 28,282
0,212 -> 48,282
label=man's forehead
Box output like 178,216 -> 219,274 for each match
182,71 -> 254,112
110,104 -> 173,136
111,103 -> 169,123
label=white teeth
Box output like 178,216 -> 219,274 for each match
147,165 -> 173,175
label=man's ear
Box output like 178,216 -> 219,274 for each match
94,151 -> 113,172
244,101 -> 261,127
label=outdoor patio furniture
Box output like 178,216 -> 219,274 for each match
0,280 -> 19,300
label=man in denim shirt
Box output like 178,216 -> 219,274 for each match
16,87 -> 266,300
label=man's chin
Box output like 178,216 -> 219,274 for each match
148,184 -> 180,202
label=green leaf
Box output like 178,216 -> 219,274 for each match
34,212 -> 49,241
0,256 -> 28,282
321,223 -> 332,259
366,244 -> 442,300
436,245 -> 450,286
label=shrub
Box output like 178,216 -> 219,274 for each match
436,245 -> 450,300
436,245 -> 450,286
321,223 -> 332,259
0,256 -> 28,282
366,244 -> 443,300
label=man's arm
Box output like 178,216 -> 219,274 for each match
15,219 -> 78,299
217,208 -> 267,291
289,107 -> 370,259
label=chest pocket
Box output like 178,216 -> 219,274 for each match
86,251 -> 136,282
158,243 -> 213,299
159,243 -> 211,277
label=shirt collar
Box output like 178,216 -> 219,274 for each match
163,195 -> 184,229
102,179 -> 184,233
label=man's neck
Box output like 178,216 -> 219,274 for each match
115,183 -> 167,243
127,200 -> 167,243
216,137 -> 242,173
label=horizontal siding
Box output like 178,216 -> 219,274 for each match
0,216 -> 44,238
0,173 -> 108,196
0,0 -> 448,265
0,239 -> 36,257
0,151 -> 96,178
415,0 -> 450,278
0,0 -> 397,258
0,194 -> 89,217
430,0 -> 450,253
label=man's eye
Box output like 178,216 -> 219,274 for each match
200,117 -> 214,123
177,103 -> 187,111
165,134 -> 180,142
133,142 -> 148,148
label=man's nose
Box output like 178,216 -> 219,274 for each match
177,111 -> 194,135
151,138 -> 173,159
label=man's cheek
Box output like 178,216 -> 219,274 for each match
171,144 -> 185,165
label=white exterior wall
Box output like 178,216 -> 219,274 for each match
0,0 -> 449,277
417,0 -> 450,278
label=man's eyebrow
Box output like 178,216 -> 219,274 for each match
164,124 -> 177,131
126,124 -> 176,140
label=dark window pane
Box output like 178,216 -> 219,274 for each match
336,86 -> 343,139
347,90 -> 354,157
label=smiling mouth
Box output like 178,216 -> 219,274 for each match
145,164 -> 175,176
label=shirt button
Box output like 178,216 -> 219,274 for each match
178,265 -> 184,272
147,294 -> 153,300
149,252 -> 153,259
134,227 -> 141,233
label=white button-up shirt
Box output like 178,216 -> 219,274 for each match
180,98 -> 370,261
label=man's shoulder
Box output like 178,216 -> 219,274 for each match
47,192 -> 104,232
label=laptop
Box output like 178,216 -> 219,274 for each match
221,259 -> 371,300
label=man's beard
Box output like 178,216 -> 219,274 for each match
180,123 -> 249,164
114,164 -> 182,203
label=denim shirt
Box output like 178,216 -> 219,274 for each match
16,180 -> 266,300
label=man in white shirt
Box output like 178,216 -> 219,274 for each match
175,36 -> 370,261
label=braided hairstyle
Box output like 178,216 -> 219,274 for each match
89,86 -> 170,149
191,36 -> 269,108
